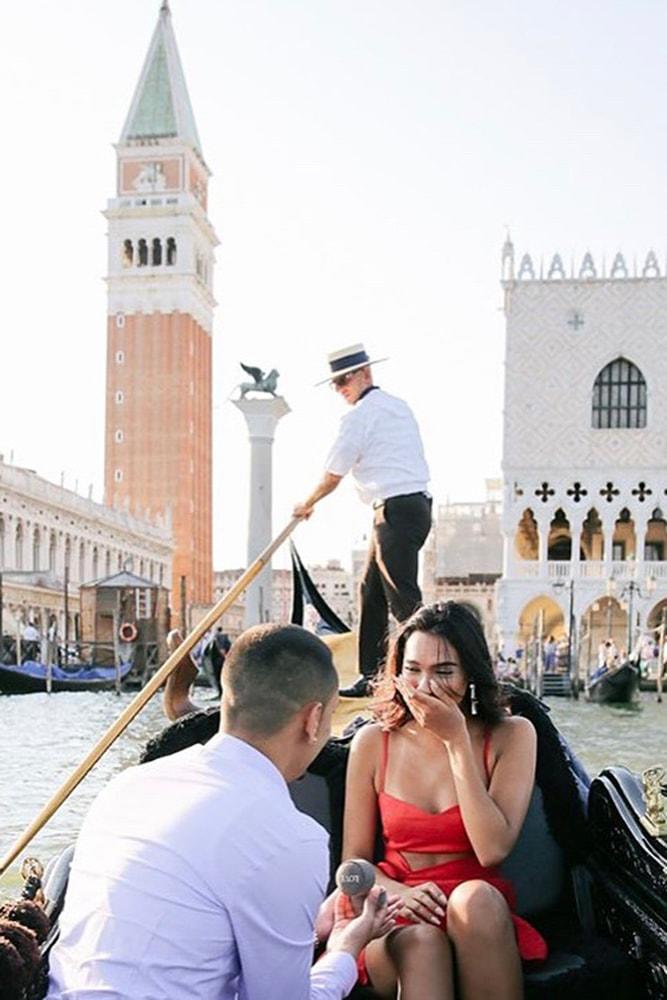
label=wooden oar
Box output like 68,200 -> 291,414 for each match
0,517 -> 301,878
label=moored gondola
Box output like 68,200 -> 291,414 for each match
0,659 -> 133,694
587,660 -> 640,704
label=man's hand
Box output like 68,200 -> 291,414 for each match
314,889 -> 337,944
293,502 -> 315,520
326,886 -> 399,959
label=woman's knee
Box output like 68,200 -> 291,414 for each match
446,881 -> 512,941
387,922 -> 451,962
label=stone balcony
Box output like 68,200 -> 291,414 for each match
510,560 -> 667,582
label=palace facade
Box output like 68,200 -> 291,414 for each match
497,239 -> 667,664
0,457 -> 171,641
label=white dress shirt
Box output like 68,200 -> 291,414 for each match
46,734 -> 357,1000
324,388 -> 430,504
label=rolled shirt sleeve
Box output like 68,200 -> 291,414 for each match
231,835 -> 358,1000
324,409 -> 365,478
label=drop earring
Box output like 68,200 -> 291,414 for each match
469,682 -> 478,716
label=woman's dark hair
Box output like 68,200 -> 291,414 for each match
373,601 -> 505,730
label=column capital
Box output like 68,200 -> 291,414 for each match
233,396 -> 291,441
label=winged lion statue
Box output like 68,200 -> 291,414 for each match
238,363 -> 280,398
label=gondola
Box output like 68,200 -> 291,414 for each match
8,546 -> 667,998
0,659 -> 133,694
587,660 -> 640,704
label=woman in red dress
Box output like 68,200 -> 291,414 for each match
342,601 -> 547,999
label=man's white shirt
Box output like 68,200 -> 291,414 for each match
47,734 -> 357,1000
324,388 -> 430,504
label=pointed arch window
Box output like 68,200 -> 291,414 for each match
592,358 -> 647,429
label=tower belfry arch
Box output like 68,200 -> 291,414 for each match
103,1 -> 217,616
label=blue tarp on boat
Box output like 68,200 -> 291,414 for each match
1,660 -> 133,682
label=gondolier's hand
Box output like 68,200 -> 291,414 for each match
398,881 -> 448,925
293,501 -> 314,520
327,886 -> 399,958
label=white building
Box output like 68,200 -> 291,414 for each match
0,457 -> 172,640
497,238 -> 667,664
308,560 -> 355,627
213,561 -> 356,636
431,481 -> 503,650
435,480 -> 503,579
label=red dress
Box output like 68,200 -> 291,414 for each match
354,729 -> 547,985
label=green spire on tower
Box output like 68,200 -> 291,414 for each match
120,1 -> 203,156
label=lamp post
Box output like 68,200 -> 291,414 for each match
609,574 -> 656,661
553,577 -> 577,697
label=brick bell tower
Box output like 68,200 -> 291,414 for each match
104,1 -> 216,617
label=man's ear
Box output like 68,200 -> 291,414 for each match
304,701 -> 324,745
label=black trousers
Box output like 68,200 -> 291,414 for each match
358,492 -> 432,678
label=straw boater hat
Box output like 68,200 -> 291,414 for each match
316,343 -> 388,386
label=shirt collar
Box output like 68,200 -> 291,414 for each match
202,732 -> 289,796
356,385 -> 379,404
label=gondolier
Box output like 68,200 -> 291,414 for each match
294,344 -> 431,697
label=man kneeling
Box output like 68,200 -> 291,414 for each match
47,624 -> 391,999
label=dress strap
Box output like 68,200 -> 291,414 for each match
378,731 -> 390,792
483,729 -> 493,785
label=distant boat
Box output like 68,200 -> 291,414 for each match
587,661 -> 640,704
0,660 -> 133,694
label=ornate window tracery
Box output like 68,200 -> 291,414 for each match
592,358 -> 647,429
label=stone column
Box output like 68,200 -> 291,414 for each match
570,518 -> 583,578
601,514 -> 615,577
635,518 -> 647,581
537,518 -> 550,579
233,396 -> 291,627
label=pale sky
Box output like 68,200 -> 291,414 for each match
1,0 -> 665,570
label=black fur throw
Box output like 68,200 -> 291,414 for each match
0,901 -> 50,1000
139,707 -> 220,763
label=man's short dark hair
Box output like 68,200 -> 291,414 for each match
223,624 -> 338,735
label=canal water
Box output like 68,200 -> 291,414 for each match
1,689 -> 665,900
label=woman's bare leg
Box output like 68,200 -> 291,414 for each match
446,881 -> 523,1000
364,924 -> 454,1000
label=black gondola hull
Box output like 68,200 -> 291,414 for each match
587,663 -> 640,704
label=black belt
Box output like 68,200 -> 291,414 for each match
372,491 -> 431,510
